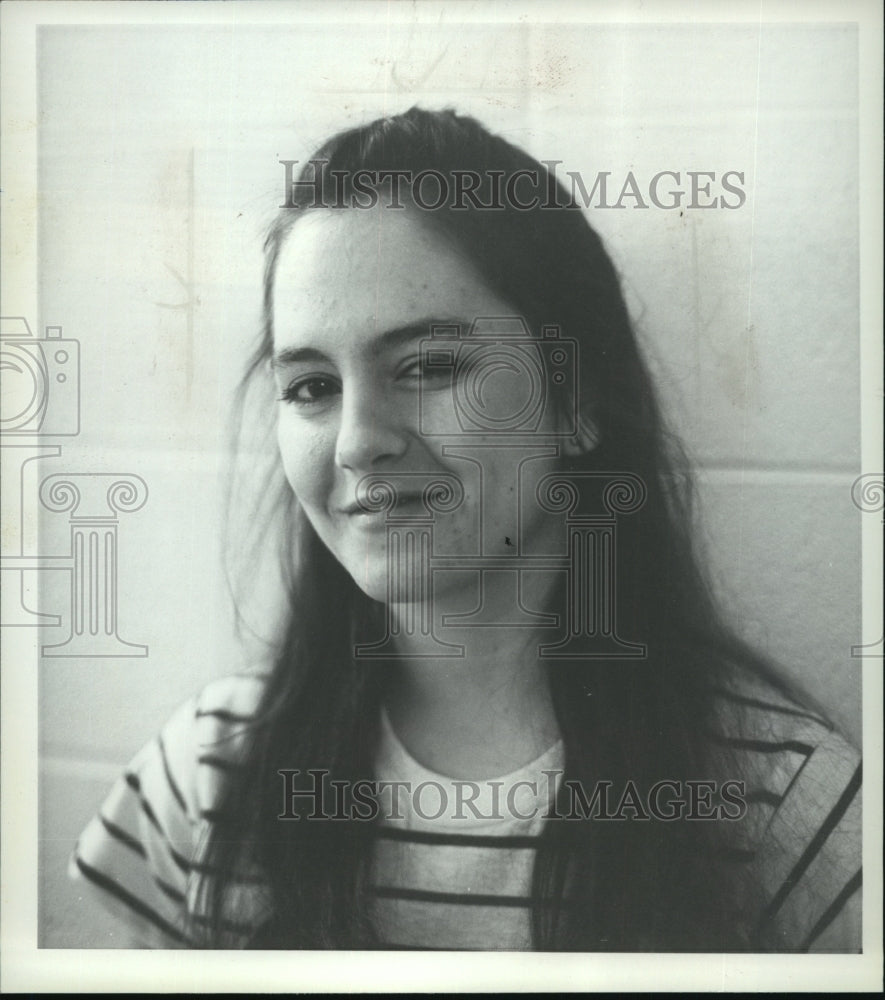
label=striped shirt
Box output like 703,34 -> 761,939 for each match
68,673 -> 862,951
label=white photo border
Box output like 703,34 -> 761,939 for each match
1,0 -> 881,992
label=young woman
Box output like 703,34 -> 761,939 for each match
70,107 -> 861,952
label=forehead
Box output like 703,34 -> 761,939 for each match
271,207 -> 516,351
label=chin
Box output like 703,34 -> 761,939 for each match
350,575 -> 392,605
338,555 -> 393,605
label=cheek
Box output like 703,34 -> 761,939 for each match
276,415 -> 336,507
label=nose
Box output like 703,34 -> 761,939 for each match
334,388 -> 409,471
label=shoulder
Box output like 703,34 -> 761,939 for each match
187,672 -> 269,816
709,668 -> 862,952
708,667 -> 859,798
193,671 -> 269,721
123,669 -> 270,819
69,671 -> 269,946
189,672 -> 270,766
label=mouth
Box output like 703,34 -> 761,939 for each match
339,493 -> 426,518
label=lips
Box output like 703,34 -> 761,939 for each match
339,493 -> 426,516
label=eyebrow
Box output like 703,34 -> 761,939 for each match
271,319 -> 463,369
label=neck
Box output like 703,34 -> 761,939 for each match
380,571 -> 562,779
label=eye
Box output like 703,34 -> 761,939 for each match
397,355 -> 451,388
279,374 -> 341,406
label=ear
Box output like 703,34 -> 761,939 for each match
560,413 -> 600,456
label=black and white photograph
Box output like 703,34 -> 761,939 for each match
1,0 -> 881,992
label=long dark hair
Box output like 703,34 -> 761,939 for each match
193,107 -> 814,950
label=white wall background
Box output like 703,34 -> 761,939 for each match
31,20 -> 863,947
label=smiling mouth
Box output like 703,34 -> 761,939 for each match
340,493 -> 426,517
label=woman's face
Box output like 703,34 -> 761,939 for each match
271,206 -> 567,603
